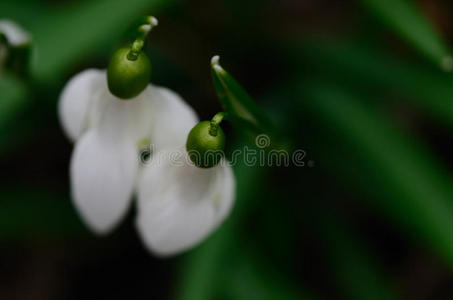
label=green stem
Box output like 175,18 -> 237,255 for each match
127,16 -> 158,61
127,38 -> 144,61
209,112 -> 226,136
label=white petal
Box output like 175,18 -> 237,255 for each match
144,85 -> 198,151
87,81 -> 156,143
0,19 -> 30,46
58,69 -> 105,142
70,98 -> 140,234
136,151 -> 236,256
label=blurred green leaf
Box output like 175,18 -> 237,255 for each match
322,217 -> 398,300
175,223 -> 234,300
299,41 -> 453,131
227,248 -> 317,300
0,0 -> 47,26
0,74 -> 29,137
297,83 -> 453,269
0,187 -> 86,239
5,44 -> 32,77
31,0 -> 177,83
359,0 -> 451,70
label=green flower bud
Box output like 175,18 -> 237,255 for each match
107,47 -> 151,99
186,121 -> 225,168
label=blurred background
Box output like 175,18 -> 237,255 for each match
3,0 -> 453,299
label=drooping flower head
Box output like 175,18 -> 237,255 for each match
58,17 -> 235,256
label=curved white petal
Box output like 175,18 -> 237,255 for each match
0,19 -> 30,46
70,97 -> 141,234
144,85 -> 198,151
136,151 -> 236,256
58,69 -> 105,142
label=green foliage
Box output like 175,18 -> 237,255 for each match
298,41 -> 453,130
0,74 -> 28,130
322,216 -> 398,300
31,0 -> 176,83
0,187 -> 87,239
298,83 -> 453,267
359,0 -> 452,69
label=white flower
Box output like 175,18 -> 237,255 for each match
0,19 -> 31,46
58,69 -> 236,256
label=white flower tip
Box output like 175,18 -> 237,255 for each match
211,55 -> 225,73
442,55 -> 453,72
0,19 -> 30,46
213,64 -> 224,73
139,24 -> 152,34
84,218 -> 115,236
211,55 -> 220,66
148,16 -> 159,27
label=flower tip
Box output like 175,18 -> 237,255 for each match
0,19 -> 31,46
139,24 -> 151,34
211,55 -> 225,73
442,56 -> 453,72
213,64 -> 223,73
211,55 -> 220,66
148,16 -> 159,27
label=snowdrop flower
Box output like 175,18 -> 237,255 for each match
59,70 -> 235,256
58,17 -> 235,256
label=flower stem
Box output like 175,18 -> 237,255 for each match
127,16 -> 158,61
209,112 -> 226,136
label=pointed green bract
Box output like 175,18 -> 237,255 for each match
211,57 -> 274,136
360,0 -> 452,70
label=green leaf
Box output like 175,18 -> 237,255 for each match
211,56 -> 274,138
0,0 -> 47,26
0,73 -> 29,130
297,83 -> 453,269
322,217 -> 399,300
31,0 -> 178,83
298,41 -> 453,131
5,44 -> 32,77
0,187 -> 87,239
0,74 -> 33,155
359,0 -> 452,70
227,249 -> 318,300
